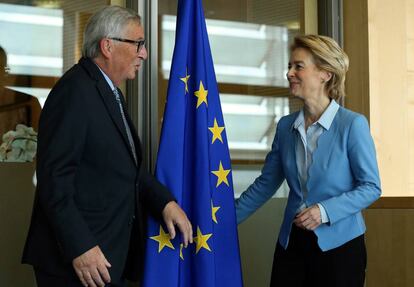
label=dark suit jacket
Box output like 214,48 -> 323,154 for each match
22,57 -> 174,283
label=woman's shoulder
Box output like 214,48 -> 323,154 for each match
335,106 -> 370,133
336,106 -> 367,122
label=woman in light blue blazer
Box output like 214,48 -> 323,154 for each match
236,35 -> 381,287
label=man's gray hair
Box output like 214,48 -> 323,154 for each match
82,6 -> 141,58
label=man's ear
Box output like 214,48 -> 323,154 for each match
99,38 -> 112,59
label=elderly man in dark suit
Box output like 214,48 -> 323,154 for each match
22,6 -> 192,287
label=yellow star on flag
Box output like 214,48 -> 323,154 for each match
180,243 -> 184,260
194,81 -> 208,108
150,226 -> 175,253
211,201 -> 221,224
211,161 -> 231,187
180,69 -> 190,94
193,226 -> 212,254
208,118 -> 225,144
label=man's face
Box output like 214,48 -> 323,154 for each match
111,21 -> 148,85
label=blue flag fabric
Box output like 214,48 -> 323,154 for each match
142,0 -> 243,286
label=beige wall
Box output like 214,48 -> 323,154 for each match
344,1 -> 414,286
344,0 -> 414,197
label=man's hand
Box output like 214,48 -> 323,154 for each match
162,201 -> 193,247
293,205 -> 321,231
72,245 -> 111,287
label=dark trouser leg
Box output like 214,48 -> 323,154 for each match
270,225 -> 366,287
270,225 -> 307,287
312,234 -> 366,287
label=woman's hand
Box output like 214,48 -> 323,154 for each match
293,205 -> 321,231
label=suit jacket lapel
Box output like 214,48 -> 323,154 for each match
118,89 -> 143,165
280,115 -> 301,195
79,57 -> 138,165
307,114 -> 339,193
96,82 -> 131,146
287,126 -> 301,195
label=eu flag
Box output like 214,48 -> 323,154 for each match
142,0 -> 243,286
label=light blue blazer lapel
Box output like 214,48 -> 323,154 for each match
306,114 -> 340,196
278,118 -> 304,248
282,120 -> 301,196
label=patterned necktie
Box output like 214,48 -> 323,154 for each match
113,88 -> 138,165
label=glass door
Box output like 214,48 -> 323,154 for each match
155,0 -> 307,197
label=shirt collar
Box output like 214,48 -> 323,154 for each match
293,109 -> 305,130
318,99 -> 339,130
96,64 -> 116,91
292,99 -> 339,131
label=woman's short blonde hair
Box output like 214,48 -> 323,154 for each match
291,35 -> 349,100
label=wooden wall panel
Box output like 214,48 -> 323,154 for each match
0,163 -> 36,287
343,0 -> 370,118
365,208 -> 414,287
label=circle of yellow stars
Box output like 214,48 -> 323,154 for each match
150,67 -> 233,260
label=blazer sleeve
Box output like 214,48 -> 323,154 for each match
36,83 -> 97,262
235,121 -> 286,224
320,115 -> 381,224
139,169 -> 176,220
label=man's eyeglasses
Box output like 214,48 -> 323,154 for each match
109,37 -> 146,53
